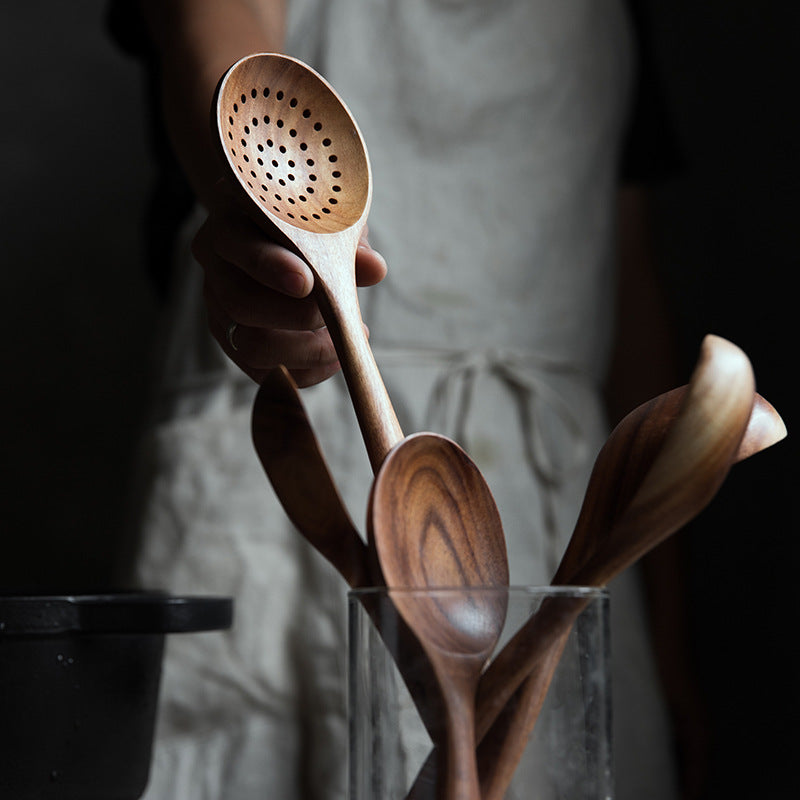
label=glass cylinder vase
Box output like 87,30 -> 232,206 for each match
348,586 -> 612,800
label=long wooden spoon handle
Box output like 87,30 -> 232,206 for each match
318,288 -> 403,472
301,232 -> 404,472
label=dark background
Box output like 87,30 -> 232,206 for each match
1,2 -> 797,797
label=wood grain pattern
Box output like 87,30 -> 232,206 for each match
223,61 -> 513,796
215,53 -> 402,471
555,384 -> 785,585
370,433 -> 508,800
251,367 -> 452,741
370,434 -> 508,597
477,334 -> 765,799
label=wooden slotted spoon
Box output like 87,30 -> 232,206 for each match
215,52 -> 399,471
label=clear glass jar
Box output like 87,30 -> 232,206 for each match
348,586 -> 612,800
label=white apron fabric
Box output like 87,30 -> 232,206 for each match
136,1 -> 678,798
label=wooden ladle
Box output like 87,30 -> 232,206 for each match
370,434 -> 509,800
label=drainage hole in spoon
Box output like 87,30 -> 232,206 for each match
224,82 -> 365,233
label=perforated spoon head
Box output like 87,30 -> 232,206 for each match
214,53 -> 371,240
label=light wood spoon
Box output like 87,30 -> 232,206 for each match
214,52 -> 400,472
369,433 -> 509,800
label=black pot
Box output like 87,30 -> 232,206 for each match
0,592 -> 233,799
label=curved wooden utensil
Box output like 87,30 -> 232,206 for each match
370,434 -> 509,800
251,365 -> 371,588
553,386 -> 785,584
476,334 -> 767,799
215,53 -> 401,471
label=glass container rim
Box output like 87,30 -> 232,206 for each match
347,585 -> 608,600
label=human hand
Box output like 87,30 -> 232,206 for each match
192,202 -> 387,387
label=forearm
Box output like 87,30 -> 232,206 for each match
140,0 -> 286,206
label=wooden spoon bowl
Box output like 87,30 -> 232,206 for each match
370,433 -> 509,800
217,54 -> 369,234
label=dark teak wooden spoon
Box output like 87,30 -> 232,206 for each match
251,365 -> 370,588
370,433 -> 509,800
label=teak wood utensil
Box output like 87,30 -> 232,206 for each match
369,434 -> 509,800
252,366 -> 509,797
251,365 -> 371,589
219,61 -> 511,782
552,385 -> 785,586
476,334 -> 774,799
215,53 -> 400,472
215,52 -> 507,561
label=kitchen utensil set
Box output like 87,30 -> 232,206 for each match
217,54 -> 786,798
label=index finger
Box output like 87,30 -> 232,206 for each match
205,208 -> 315,298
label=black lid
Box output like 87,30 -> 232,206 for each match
0,593 -> 233,636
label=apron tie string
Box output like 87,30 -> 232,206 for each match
373,345 -> 591,562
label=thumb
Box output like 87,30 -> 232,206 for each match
356,226 -> 388,286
